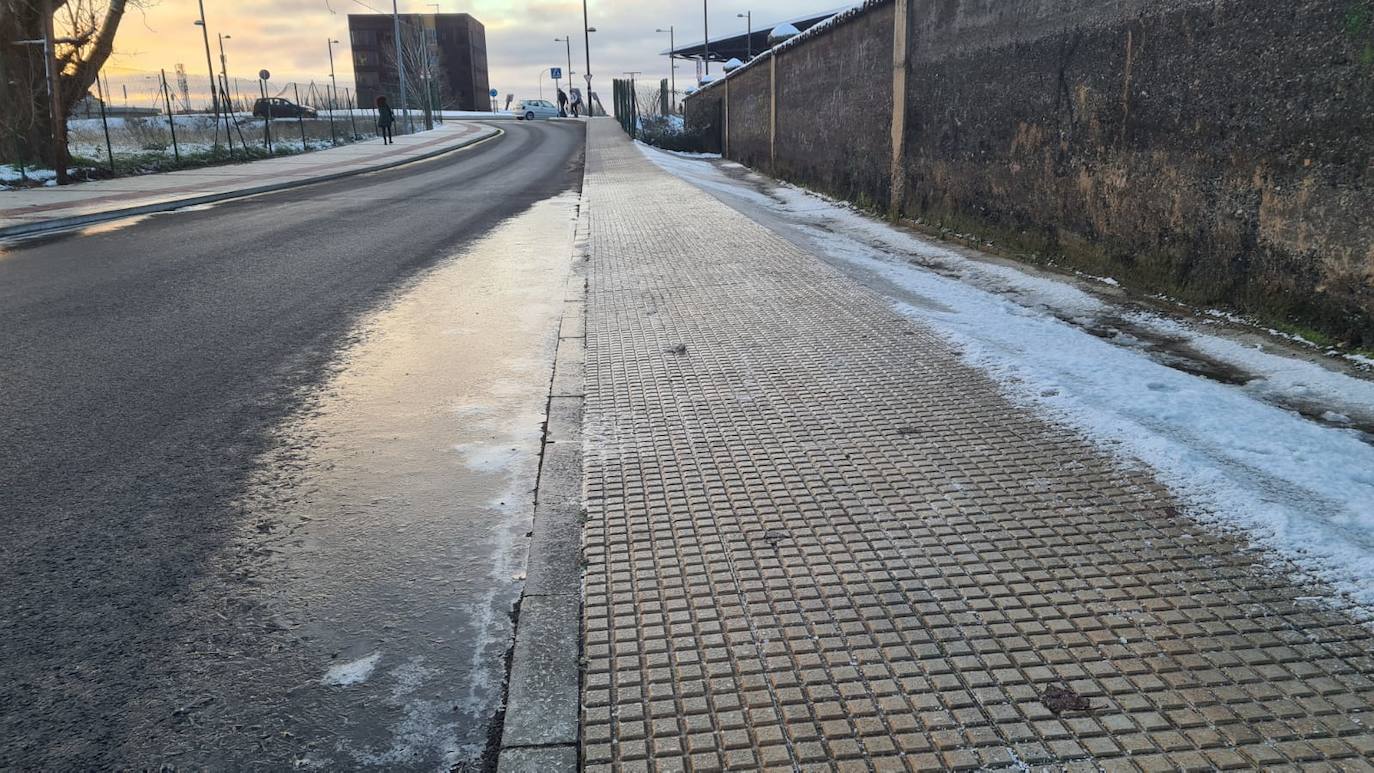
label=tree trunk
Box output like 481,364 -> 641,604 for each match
0,0 -> 128,170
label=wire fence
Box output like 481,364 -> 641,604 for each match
52,69 -> 401,178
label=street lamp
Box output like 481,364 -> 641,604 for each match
656,27 -> 677,112
737,11 -> 751,60
327,38 -> 341,112
217,33 -> 232,101
554,36 -> 573,100
702,0 -> 710,75
192,1 -> 220,127
535,67 -> 551,99
582,0 -> 593,102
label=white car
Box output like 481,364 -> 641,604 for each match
513,99 -> 561,120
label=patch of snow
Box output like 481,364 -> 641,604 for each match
640,142 -> 1374,618
322,652 -> 381,686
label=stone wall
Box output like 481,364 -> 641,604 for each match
725,64 -> 771,171
774,3 -> 895,208
684,0 -> 1374,345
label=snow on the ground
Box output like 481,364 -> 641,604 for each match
322,652 -> 382,686
640,143 -> 1374,618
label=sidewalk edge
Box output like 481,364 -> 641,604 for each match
495,150 -> 590,773
0,127 -> 502,240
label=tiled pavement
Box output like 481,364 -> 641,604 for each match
578,120 -> 1374,771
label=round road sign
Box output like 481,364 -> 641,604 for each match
258,69 -> 271,81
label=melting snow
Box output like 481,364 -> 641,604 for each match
322,652 -> 381,686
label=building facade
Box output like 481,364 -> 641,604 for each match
348,13 -> 489,112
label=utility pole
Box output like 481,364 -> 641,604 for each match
38,0 -> 68,183
195,0 -> 221,152
737,11 -> 751,59
391,0 -> 411,133
703,0 -> 710,75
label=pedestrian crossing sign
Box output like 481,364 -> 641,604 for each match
551,67 -> 563,80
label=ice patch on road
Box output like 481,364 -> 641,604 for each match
322,652 -> 381,686
641,142 -> 1374,618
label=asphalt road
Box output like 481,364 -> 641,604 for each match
0,120 -> 585,769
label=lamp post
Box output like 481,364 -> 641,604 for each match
656,27 -> 676,112
193,2 -> 221,152
582,0 -> 593,105
703,0 -> 710,75
536,67 -> 550,100
327,38 -> 342,143
391,0 -> 411,133
554,36 -> 573,99
737,11 -> 751,59
217,33 -> 232,105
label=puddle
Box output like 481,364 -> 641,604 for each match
124,191 -> 578,768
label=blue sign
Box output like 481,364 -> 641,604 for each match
550,67 -> 563,80
489,88 -> 498,97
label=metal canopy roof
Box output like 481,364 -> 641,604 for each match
663,6 -> 853,63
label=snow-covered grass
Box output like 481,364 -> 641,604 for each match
640,143 -> 1374,619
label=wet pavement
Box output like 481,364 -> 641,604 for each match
0,120 -> 584,769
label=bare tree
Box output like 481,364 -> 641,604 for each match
385,18 -> 447,130
1,0 -> 133,168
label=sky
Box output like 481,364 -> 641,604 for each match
98,0 -> 837,106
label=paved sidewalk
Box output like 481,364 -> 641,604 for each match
580,119 -> 1374,771
0,121 -> 497,237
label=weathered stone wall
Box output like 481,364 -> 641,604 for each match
774,4 -> 894,208
684,0 -> 1374,345
683,89 -> 723,154
902,0 -> 1374,343
725,65 -> 771,172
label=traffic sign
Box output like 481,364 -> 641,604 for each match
551,67 -> 563,80
490,88 -> 498,97
258,69 -> 271,81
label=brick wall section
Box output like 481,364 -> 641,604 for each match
774,3 -> 894,209
684,0 -> 1374,345
683,90 -> 724,154
901,0 -> 1374,343
724,65 -> 771,171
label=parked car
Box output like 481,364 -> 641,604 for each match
513,99 -> 560,121
252,97 -> 317,119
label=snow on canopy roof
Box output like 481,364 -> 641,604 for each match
688,0 -> 890,96
722,57 -> 745,71
769,22 -> 801,38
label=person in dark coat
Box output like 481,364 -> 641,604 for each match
376,95 -> 395,144
556,88 -> 569,117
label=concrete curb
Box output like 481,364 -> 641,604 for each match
0,127 -> 503,240
495,161 -> 590,773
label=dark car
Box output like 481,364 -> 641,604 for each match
252,97 -> 317,119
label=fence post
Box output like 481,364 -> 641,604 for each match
889,0 -> 911,217
293,83 -> 308,150
161,69 -> 181,162
346,88 -> 359,140
95,68 -> 115,173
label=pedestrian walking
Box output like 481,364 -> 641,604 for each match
569,87 -> 583,118
556,88 -> 569,118
376,95 -> 395,144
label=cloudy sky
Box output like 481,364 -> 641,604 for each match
101,0 -> 836,105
